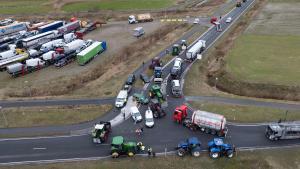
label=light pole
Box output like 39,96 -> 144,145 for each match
0,106 -> 8,127
215,77 -> 218,89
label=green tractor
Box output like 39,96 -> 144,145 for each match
91,121 -> 111,144
149,84 -> 165,103
111,136 -> 142,158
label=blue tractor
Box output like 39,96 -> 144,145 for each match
208,138 -> 235,159
153,66 -> 163,83
176,137 -> 201,157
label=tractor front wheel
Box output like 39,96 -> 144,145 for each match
128,152 -> 134,157
210,152 -> 219,159
226,150 -> 234,158
192,150 -> 200,157
177,148 -> 186,157
111,152 -> 119,158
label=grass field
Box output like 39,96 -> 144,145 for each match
225,34 -> 300,86
62,0 -> 174,12
2,148 -> 300,169
0,105 -> 112,128
0,0 -> 50,14
189,101 -> 300,123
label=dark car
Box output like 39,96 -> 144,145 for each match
54,58 -> 68,68
140,73 -> 150,83
126,74 -> 136,85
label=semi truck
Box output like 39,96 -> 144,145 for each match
77,41 -> 107,65
0,53 -> 28,71
38,21 -> 64,33
17,30 -> 60,49
186,40 -> 206,60
0,49 -> 17,59
6,58 -> 45,77
59,39 -> 85,54
266,121 -> 300,141
128,13 -> 153,24
40,39 -> 63,53
57,20 -> 80,35
0,22 -> 28,37
173,105 -> 227,136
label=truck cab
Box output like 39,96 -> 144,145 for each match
171,80 -> 182,97
115,90 -> 128,108
128,15 -> 137,24
266,122 -> 300,141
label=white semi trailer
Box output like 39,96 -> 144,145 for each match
184,110 -> 227,136
186,40 -> 206,60
266,121 -> 300,141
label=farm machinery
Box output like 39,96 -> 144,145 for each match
91,121 -> 111,144
176,137 -> 201,157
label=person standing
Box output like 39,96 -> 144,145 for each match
147,147 -> 152,157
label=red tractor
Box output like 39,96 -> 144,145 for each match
173,105 -> 188,123
149,56 -> 162,69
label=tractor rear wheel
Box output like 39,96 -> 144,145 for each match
128,152 -> 134,157
192,150 -> 200,157
177,148 -> 186,157
210,152 -> 219,159
111,152 -> 119,158
226,150 -> 234,158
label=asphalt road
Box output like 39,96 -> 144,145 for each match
0,0 -> 299,165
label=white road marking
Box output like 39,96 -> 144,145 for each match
0,134 -> 87,142
33,147 -> 46,150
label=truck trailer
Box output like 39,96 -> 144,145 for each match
38,21 -> 64,33
77,41 -> 106,65
60,39 -> 85,54
6,58 -> 45,77
266,121 -> 300,141
0,53 -> 28,71
17,30 -> 60,49
128,13 -> 153,24
57,20 -> 80,35
0,22 -> 28,37
186,40 -> 206,60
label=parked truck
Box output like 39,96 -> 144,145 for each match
77,41 -> 107,65
266,121 -> 300,141
0,53 -> 28,71
0,22 -> 28,37
128,13 -> 153,24
173,106 -> 227,136
58,39 -> 85,54
0,49 -> 17,59
57,20 -> 80,35
7,58 -> 45,77
40,39 -> 63,53
38,21 -> 64,33
17,30 -> 60,49
186,40 -> 206,60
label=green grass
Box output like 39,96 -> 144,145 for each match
2,148 -> 300,169
0,0 -> 51,14
63,0 -> 174,12
189,101 -> 300,123
226,34 -> 300,86
0,105 -> 112,128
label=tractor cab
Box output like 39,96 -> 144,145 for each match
150,98 -> 166,118
111,136 -> 139,158
173,105 -> 188,123
91,121 -> 111,144
172,44 -> 181,56
149,84 -> 164,102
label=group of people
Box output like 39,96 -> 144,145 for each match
135,127 -> 144,135
137,142 -> 156,157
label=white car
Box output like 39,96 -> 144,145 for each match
145,109 -> 154,128
226,17 -> 232,23
130,106 -> 142,122
193,18 -> 200,24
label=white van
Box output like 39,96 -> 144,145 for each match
115,90 -> 128,108
145,109 -> 154,128
133,27 -> 145,37
130,106 -> 142,122
171,80 -> 182,97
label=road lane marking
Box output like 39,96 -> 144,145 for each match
33,147 -> 46,150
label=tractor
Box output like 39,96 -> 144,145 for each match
208,138 -> 235,159
176,137 -> 201,157
91,121 -> 111,144
236,0 -> 242,7
149,85 -> 164,102
172,44 -> 181,56
111,136 -> 142,158
149,98 -> 166,118
149,56 -> 162,69
173,104 -> 188,123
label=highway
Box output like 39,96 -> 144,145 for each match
0,0 -> 299,165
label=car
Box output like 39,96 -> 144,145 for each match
115,90 -> 128,108
126,74 -> 136,85
145,109 -> 154,128
133,93 -> 149,105
140,73 -> 150,83
171,58 -> 183,78
130,106 -> 143,122
226,17 -> 232,23
54,58 -> 68,68
193,18 -> 200,24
